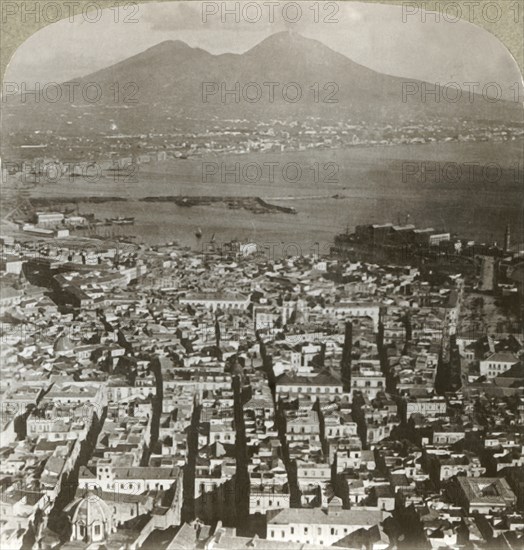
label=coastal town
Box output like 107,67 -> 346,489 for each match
3,114 -> 524,171
0,218 -> 523,550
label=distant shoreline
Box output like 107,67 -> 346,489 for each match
29,195 -> 297,215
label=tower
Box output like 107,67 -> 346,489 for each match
340,321 -> 353,392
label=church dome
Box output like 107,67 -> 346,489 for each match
53,334 -> 74,353
70,492 -> 112,524
67,491 -> 114,543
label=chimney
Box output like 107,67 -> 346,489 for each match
206,523 -> 225,550
327,496 -> 343,514
319,342 -> 326,367
504,224 -> 511,252
215,315 -> 221,348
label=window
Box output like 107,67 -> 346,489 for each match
318,528 -> 322,535
291,527 -> 294,534
281,531 -> 285,538
304,527 -> 308,534
94,524 -> 101,536
256,499 -> 260,506
271,531 -> 275,538
331,528 -> 335,535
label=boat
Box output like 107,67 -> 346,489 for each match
195,227 -> 202,238
109,216 -> 135,225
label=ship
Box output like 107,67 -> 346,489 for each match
107,216 -> 135,225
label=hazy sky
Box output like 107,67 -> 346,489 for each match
4,1 -> 523,100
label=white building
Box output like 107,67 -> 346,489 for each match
179,291 -> 250,311
267,498 -> 390,546
322,302 -> 381,331
80,462 -> 181,494
351,367 -> 386,400
406,397 -> 447,417
480,352 -> 519,379
37,211 -> 64,226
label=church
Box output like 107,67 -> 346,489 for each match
64,491 -> 116,546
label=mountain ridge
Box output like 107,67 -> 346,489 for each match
3,31 -> 522,139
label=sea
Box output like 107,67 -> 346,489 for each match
22,140 -> 524,257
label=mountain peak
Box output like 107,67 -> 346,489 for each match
148,39 -> 192,51
247,31 -> 318,52
243,31 -> 352,71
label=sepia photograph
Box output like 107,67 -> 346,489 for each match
0,1 -> 523,548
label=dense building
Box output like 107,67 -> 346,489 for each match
0,232 -> 522,549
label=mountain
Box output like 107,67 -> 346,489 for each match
3,31 -> 522,140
